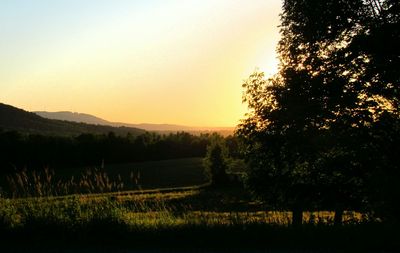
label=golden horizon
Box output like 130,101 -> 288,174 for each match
0,0 -> 281,127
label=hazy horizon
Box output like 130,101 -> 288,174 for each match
34,109 -> 236,128
0,0 -> 281,127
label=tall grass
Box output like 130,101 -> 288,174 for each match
5,167 -> 138,198
0,190 -> 369,232
1,168 -> 371,229
0,168 -> 393,251
1,186 -> 391,251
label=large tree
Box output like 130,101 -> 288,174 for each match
238,0 -> 399,225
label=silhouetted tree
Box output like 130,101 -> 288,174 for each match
238,0 -> 399,225
203,136 -> 229,186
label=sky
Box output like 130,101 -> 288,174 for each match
0,0 -> 282,127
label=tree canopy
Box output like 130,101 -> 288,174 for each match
237,0 -> 399,224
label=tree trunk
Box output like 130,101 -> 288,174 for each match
334,209 -> 343,226
292,209 -> 303,226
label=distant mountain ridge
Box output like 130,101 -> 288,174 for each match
35,111 -> 110,125
0,103 -> 146,136
34,111 -> 235,135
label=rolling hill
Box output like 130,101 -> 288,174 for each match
34,111 -> 110,125
34,111 -> 235,135
0,103 -> 146,136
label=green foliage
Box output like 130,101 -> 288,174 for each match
1,188 -> 393,251
0,188 -> 370,229
0,198 -> 20,229
2,185 -> 396,250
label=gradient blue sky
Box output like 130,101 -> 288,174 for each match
0,0 -> 281,127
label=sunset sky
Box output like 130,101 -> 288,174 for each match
0,0 -> 281,127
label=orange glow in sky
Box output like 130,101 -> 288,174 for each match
0,0 -> 281,127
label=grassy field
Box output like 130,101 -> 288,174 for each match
0,158 -> 398,251
98,157 -> 207,190
1,157 -> 207,198
1,186 -> 398,251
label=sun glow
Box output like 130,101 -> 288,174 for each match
0,0 -> 281,127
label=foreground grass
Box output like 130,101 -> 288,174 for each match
0,158 -> 207,198
0,187 -> 367,228
1,187 -> 397,251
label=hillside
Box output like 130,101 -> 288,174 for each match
35,111 -> 110,125
34,110 -> 235,135
0,103 -> 146,136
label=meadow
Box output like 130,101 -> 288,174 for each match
2,186 -> 390,250
1,158 -> 207,198
1,158 -> 398,251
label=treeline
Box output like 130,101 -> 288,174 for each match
0,130 -> 217,175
